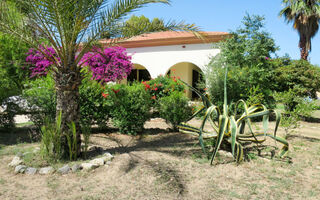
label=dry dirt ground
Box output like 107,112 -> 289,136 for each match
0,118 -> 320,200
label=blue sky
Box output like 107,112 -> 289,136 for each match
133,0 -> 320,66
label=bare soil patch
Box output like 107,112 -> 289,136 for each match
0,118 -> 320,200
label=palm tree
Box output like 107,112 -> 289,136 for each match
280,0 -> 320,60
0,0 -> 198,158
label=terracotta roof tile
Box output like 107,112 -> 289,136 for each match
100,31 -> 230,48
125,31 -> 229,41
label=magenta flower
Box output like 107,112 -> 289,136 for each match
26,45 -> 59,77
26,45 -> 133,84
80,47 -> 133,84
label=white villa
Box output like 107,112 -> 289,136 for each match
102,31 -> 229,98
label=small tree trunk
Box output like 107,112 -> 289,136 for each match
55,68 -> 82,159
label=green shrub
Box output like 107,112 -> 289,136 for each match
22,75 -> 56,127
142,75 -> 185,102
23,74 -> 111,128
106,83 -> 152,135
0,33 -> 30,128
40,112 -> 63,162
79,76 -> 111,127
273,59 -> 320,99
81,124 -> 91,159
274,89 -> 316,136
158,91 -> 192,131
206,63 -> 275,109
66,122 -> 78,161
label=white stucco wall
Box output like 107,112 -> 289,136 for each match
126,43 -> 220,78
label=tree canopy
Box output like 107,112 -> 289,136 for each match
280,0 -> 320,60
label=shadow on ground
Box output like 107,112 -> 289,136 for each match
0,126 -> 40,146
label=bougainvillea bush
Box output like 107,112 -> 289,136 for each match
26,45 -> 132,82
25,45 -> 133,128
80,47 -> 132,84
26,45 -> 59,77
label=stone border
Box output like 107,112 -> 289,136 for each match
8,149 -> 114,175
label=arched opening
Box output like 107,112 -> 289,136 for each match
127,64 -> 151,82
166,62 -> 204,99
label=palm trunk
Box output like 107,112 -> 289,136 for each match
299,35 -> 309,60
55,67 -> 82,159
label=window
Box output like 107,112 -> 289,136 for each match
127,69 -> 151,82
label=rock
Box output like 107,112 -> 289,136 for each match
25,167 -> 37,175
16,152 -> 23,158
90,158 -> 105,166
23,152 -> 31,156
105,161 -> 112,165
33,147 -> 40,153
71,164 -> 81,172
88,146 -> 104,152
39,166 -> 55,175
80,163 -> 98,171
218,150 -> 234,159
14,165 -> 27,174
57,165 -> 70,174
8,156 -> 23,167
102,152 -> 114,162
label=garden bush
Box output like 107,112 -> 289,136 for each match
158,91 -> 192,131
22,73 -> 113,128
274,89 -> 316,136
142,75 -> 185,103
79,75 -> 111,128
273,58 -> 320,102
22,74 -> 56,127
0,32 -> 30,128
106,83 -> 152,135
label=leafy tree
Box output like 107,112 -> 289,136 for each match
280,0 -> 320,60
272,58 -> 320,111
121,15 -> 167,37
0,33 -> 29,102
206,14 -> 278,108
0,32 -> 30,127
0,0 -> 198,158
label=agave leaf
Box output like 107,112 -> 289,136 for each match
236,142 -> 244,163
230,116 -> 238,158
210,115 -> 228,165
262,105 -> 269,139
245,110 -> 270,119
178,65 -> 288,164
208,116 -> 219,133
179,80 -> 211,108
199,106 -> 217,154
239,121 -> 246,135
238,132 -> 289,157
272,109 -> 281,138
226,137 -> 244,162
186,105 -> 206,122
237,137 -> 266,143
178,123 -> 218,138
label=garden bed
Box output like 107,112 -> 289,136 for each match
0,118 -> 320,199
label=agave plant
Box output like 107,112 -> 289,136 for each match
178,67 -> 289,164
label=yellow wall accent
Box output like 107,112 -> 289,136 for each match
168,62 -> 202,98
